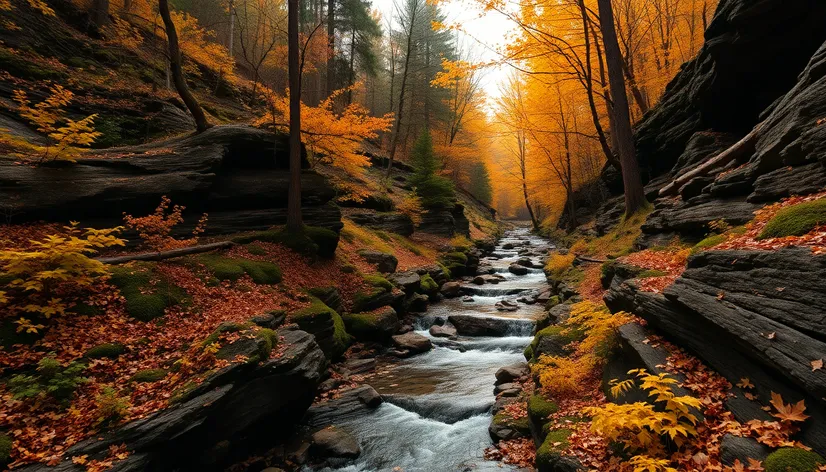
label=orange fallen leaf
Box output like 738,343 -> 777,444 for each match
812,359 -> 824,371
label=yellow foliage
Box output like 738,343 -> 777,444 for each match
398,194 -> 426,228
534,354 -> 598,396
26,0 -> 55,16
13,85 -> 101,162
0,223 -> 125,332
545,253 -> 575,279
256,85 -> 393,178
567,301 -> 633,356
122,196 -> 207,251
625,455 -> 678,472
585,369 -> 702,455
169,11 -> 236,79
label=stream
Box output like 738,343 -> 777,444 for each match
309,228 -> 552,472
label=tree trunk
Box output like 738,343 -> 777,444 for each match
596,0 -> 646,217
579,0 -> 620,172
347,27 -> 355,104
228,0 -> 235,57
287,0 -> 303,231
98,242 -> 235,265
386,2 -> 418,178
92,0 -> 109,27
159,0 -> 210,133
326,0 -> 335,98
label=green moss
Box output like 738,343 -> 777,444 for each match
536,429 -> 573,469
197,255 -> 282,285
524,344 -> 534,361
764,448 -> 825,472
437,262 -> 452,279
528,394 -> 559,422
292,297 -> 351,357
201,321 -> 250,347
85,343 -> 125,359
442,252 -> 468,264
352,287 -> 389,313
110,265 -> 188,321
530,325 -> 584,354
69,302 -> 103,317
638,269 -> 667,278
0,48 -> 66,80
600,260 -> 618,283
256,328 -> 279,355
364,274 -> 394,291
690,233 -> 728,254
232,226 -> 339,258
0,433 -> 11,464
342,310 -> 397,341
545,296 -> 561,310
759,199 -> 826,239
419,274 -> 438,293
492,412 -> 531,436
131,369 -> 168,383
245,244 -> 267,256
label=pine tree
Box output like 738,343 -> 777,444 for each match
468,161 -> 493,205
409,130 -> 455,209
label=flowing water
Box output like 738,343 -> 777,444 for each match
309,228 -> 552,472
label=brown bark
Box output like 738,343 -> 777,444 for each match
386,1 -> 419,177
596,0 -> 647,216
288,0 -> 303,231
97,242 -> 235,265
159,0 -> 211,133
93,0 -> 110,27
326,0 -> 335,97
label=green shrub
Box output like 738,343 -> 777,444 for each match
85,343 -> 125,359
409,131 -> 456,209
764,448 -> 825,472
528,394 -> 559,422
759,199 -> 826,239
110,265 -> 188,321
0,433 -> 11,465
131,369 -> 168,383
94,387 -> 131,428
197,255 -> 282,285
8,357 -> 87,403
536,429 -> 572,469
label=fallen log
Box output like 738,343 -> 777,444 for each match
658,123 -> 763,197
97,241 -> 235,265
575,255 -> 607,264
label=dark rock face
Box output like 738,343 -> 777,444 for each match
720,434 -> 769,466
357,250 -> 398,273
388,271 -> 421,294
640,196 -> 761,243
310,427 -> 361,459
416,204 -> 470,237
632,0 -> 826,182
19,328 -> 326,471
604,248 -> 826,454
495,364 -> 529,385
0,126 -> 343,237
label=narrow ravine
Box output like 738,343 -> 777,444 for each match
308,227 -> 552,472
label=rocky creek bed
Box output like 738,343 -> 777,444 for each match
300,228 -> 551,472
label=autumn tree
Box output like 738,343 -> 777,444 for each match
159,0 -> 211,133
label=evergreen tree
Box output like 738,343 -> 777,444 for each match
468,162 -> 493,205
409,130 -> 455,209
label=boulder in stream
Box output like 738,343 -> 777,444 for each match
440,281 -> 462,298
429,324 -> 457,338
508,264 -> 529,275
391,332 -> 433,354
310,427 -> 361,459
448,315 -> 512,336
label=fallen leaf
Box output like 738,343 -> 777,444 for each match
812,359 -> 823,371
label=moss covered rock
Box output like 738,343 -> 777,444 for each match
85,343 -> 126,359
764,448 -> 825,472
110,264 -> 188,321
419,274 -> 439,295
528,326 -> 584,361
489,411 -> 532,441
291,297 -> 351,359
131,369 -> 168,383
759,199 -> 826,239
528,394 -> 558,424
342,306 -> 400,342
536,429 -> 574,471
197,254 -> 282,284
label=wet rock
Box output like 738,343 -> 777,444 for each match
472,276 -> 487,285
342,307 -> 400,342
462,296 -> 475,303
516,258 -> 534,268
476,264 -> 495,275
495,300 -> 519,312
357,250 -> 398,273
391,332 -> 433,354
343,358 -> 376,375
440,281 -> 462,298
508,264 -> 529,275
311,427 -> 360,459
429,324 -> 457,338
388,271 -> 421,294
502,243 -> 515,250
405,293 -> 429,313
448,315 -> 512,336
495,364 -> 529,384
356,386 -> 383,408
720,434 -> 769,466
